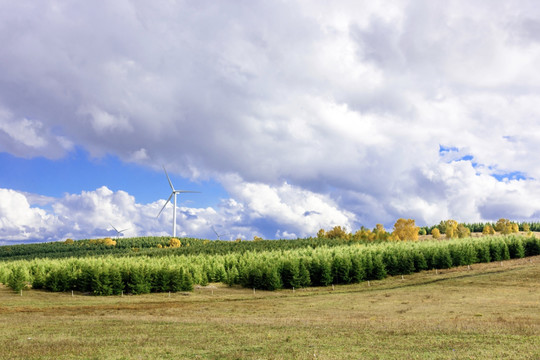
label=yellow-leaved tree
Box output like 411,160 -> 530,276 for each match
482,224 -> 495,235
351,226 -> 374,241
440,220 -> 458,239
326,226 -> 350,240
456,224 -> 471,238
511,223 -> 519,233
102,238 -> 116,246
169,238 -> 181,248
392,219 -> 419,241
373,224 -> 389,241
431,228 -> 441,239
495,218 -> 511,234
494,218 -> 519,234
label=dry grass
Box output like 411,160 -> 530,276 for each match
0,256 -> 539,359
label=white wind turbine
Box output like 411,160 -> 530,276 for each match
212,225 -> 230,240
157,167 -> 200,237
110,224 -> 130,238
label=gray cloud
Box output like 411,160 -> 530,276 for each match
2,1 -> 540,241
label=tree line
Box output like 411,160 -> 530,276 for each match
2,235 -> 539,294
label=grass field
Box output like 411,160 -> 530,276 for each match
0,256 -> 538,360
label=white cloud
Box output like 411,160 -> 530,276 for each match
2,1 -> 540,241
0,189 -> 60,242
221,175 -> 356,236
0,181 -> 359,243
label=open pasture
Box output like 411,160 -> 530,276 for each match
1,256 -> 538,359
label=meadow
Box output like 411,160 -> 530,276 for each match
0,256 -> 538,359
0,234 -> 539,359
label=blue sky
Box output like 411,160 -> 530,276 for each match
0,149 -> 226,207
2,1 -> 540,244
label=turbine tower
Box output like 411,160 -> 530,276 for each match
157,167 -> 200,237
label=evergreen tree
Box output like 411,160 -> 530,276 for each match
332,256 -> 352,284
261,265 -> 282,290
350,256 -> 366,283
506,237 -> 525,258
30,266 -> 47,290
412,250 -> 428,271
7,266 -> 27,292
181,271 -> 194,291
92,268 -> 113,296
280,260 -> 299,288
297,259 -> 311,288
109,267 -> 124,295
434,247 -> 453,269
225,266 -> 239,287
151,267 -> 171,293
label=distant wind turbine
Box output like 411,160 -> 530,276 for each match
212,225 -> 230,240
110,224 -> 129,238
157,167 -> 200,237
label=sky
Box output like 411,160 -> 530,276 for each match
2,0 -> 540,244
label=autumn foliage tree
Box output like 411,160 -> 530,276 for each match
325,226 -> 350,240
373,224 -> 390,241
431,228 -> 441,239
494,218 -> 510,232
456,224 -> 471,238
169,238 -> 181,248
352,227 -> 372,241
392,219 -> 419,241
350,224 -> 390,242
88,238 -> 117,246
482,224 -> 495,235
494,218 -> 519,235
440,220 -> 458,239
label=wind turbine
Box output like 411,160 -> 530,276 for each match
212,225 -> 230,240
157,167 -> 200,237
110,224 -> 130,238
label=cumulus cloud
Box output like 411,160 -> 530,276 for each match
221,174 -> 356,237
2,1 -> 540,241
0,187 -> 234,243
0,189 -> 60,242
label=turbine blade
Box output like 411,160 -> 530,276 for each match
163,166 -> 175,191
157,193 -> 173,218
110,223 -> 119,232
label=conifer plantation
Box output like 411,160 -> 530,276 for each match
1,233 -> 539,295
